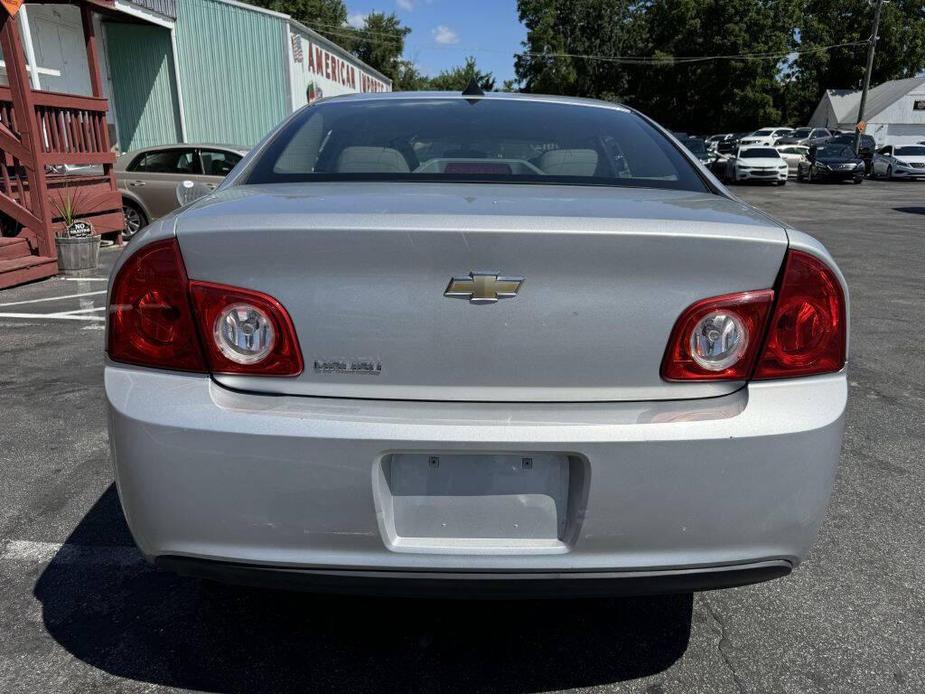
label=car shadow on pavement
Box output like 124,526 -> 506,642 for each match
35,486 -> 693,693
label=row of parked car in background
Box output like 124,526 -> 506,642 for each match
677,127 -> 925,187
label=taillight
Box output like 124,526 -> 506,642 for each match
108,239 -> 206,372
661,290 -> 775,381
108,239 -> 302,376
189,282 -> 302,376
753,250 -> 846,379
661,249 -> 846,382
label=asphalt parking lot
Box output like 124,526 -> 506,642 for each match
1,179 -> 923,693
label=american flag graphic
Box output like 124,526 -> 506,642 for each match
291,34 -> 303,63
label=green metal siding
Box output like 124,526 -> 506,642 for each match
174,0 -> 289,146
105,23 -> 182,151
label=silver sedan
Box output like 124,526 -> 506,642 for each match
106,92 -> 848,597
871,144 -> 925,179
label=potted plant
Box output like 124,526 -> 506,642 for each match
52,180 -> 99,272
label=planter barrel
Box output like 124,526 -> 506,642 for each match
55,235 -> 101,272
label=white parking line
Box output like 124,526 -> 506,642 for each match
0,312 -> 105,321
0,290 -> 106,308
0,539 -> 142,566
62,277 -> 108,282
50,307 -> 106,316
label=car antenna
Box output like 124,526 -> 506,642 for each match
462,79 -> 485,97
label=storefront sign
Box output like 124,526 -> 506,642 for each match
300,37 -> 389,94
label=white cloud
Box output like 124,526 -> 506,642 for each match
396,0 -> 414,10
345,12 -> 367,28
432,25 -> 459,45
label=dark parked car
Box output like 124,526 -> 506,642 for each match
828,134 -> 877,174
716,132 -> 751,156
797,144 -> 865,184
680,137 -> 713,165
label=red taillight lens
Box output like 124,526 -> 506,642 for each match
661,290 -> 775,381
108,239 -> 206,372
189,282 -> 303,376
108,239 -> 302,376
753,250 -> 846,379
661,249 -> 846,382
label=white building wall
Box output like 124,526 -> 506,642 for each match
810,84 -> 925,145
808,96 -> 837,129
3,4 -> 91,95
869,84 -> 925,145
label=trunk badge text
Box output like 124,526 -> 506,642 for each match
444,272 -> 524,304
313,359 -> 382,376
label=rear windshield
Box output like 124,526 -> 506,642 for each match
791,128 -> 812,138
740,148 -> 779,158
245,97 -> 708,192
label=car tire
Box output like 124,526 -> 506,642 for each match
853,176 -> 863,184
886,165 -> 893,180
779,180 -> 787,186
122,201 -> 147,240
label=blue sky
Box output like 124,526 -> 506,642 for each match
343,0 -> 525,83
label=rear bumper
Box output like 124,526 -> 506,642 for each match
107,366 -> 846,591
156,556 -> 792,598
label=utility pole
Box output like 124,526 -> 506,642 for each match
855,0 -> 886,154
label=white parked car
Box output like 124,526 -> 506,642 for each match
726,146 -> 789,184
738,127 -> 794,147
776,145 -> 810,176
871,144 -> 925,179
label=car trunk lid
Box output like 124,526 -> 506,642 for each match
176,182 -> 787,402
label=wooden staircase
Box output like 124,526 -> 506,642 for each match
0,4 -> 122,291
0,236 -> 57,289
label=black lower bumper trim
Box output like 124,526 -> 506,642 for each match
155,557 -> 792,599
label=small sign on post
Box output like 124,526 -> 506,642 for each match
1,0 -> 25,17
856,121 -> 866,134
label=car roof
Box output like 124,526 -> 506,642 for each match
312,90 -> 633,113
120,143 -> 249,157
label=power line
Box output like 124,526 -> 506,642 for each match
303,22 -> 867,65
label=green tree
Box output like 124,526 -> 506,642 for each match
515,0 -> 801,132
629,0 -> 800,132
246,0 -> 351,49
786,0 -> 925,125
428,56 -> 496,91
395,61 -> 431,91
351,12 -> 411,84
515,0 -> 643,100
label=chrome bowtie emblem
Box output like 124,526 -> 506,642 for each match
444,272 -> 524,304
